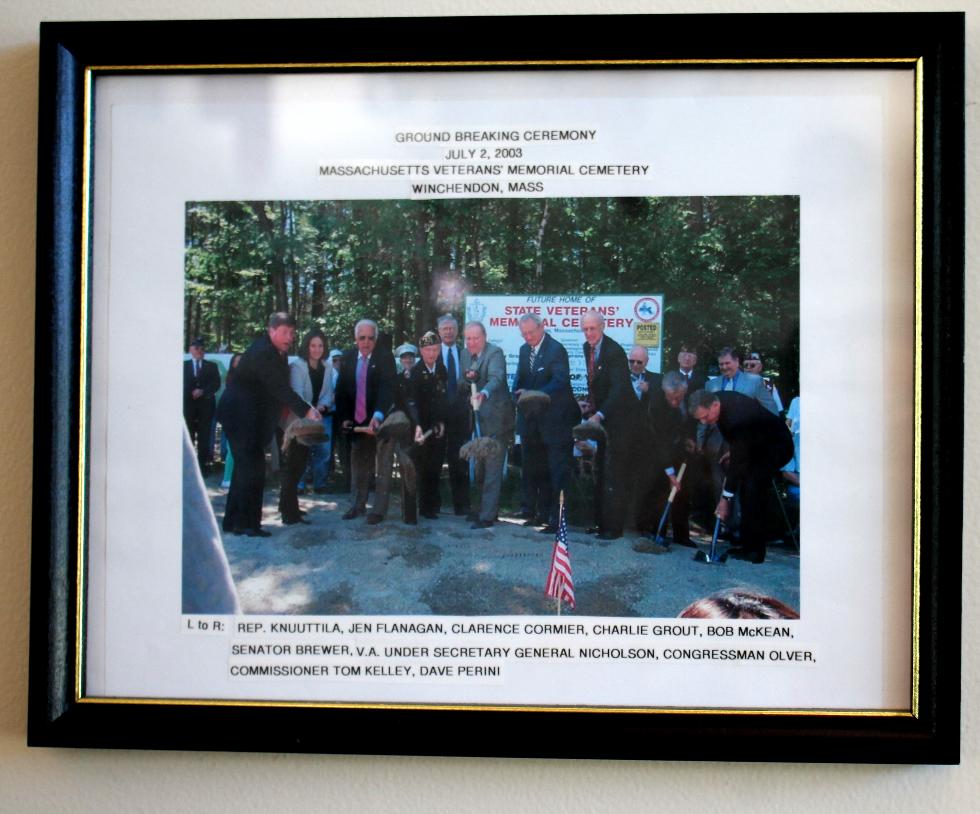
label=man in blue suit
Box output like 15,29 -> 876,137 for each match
513,314 -> 580,534
581,310 -> 633,540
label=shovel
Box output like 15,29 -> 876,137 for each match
694,476 -> 729,565
651,462 -> 686,550
468,380 -> 481,482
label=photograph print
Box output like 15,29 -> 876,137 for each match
182,194 -> 801,620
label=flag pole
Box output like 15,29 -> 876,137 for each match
556,491 -> 565,616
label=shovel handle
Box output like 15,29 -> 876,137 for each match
666,462 -> 687,504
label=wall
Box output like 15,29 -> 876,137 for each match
1,1 -> 976,811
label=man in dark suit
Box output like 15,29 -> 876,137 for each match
513,314 -> 580,533
700,346 -> 780,525
581,310 -> 633,540
627,344 -> 663,410
671,342 -> 706,392
183,337 -> 222,472
406,331 -> 450,520
334,318 -> 395,524
216,314 -> 320,537
634,372 -> 698,550
689,389 -> 794,563
459,321 -> 513,529
437,314 -> 471,516
626,344 -> 666,535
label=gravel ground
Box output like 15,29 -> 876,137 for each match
208,473 -> 800,619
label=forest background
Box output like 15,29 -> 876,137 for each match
185,194 -> 800,396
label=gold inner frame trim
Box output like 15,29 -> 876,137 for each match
86,57 -> 921,72
76,695 -> 916,717
75,56 -> 925,718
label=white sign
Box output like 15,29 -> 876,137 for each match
464,293 -> 664,394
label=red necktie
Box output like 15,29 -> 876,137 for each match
586,345 -> 596,413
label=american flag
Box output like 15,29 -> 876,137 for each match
544,501 -> 575,609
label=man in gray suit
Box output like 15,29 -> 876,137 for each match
459,321 -> 513,529
705,346 -> 778,413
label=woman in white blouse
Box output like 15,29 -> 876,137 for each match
278,328 -> 334,524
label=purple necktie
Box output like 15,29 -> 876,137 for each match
355,355 -> 368,423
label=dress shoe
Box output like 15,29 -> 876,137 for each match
282,516 -> 310,526
672,538 -> 697,549
245,528 -> 272,538
470,520 -> 493,529
342,508 -> 361,520
225,527 -> 246,536
365,514 -> 384,526
584,526 -> 600,535
597,531 -> 623,541
421,512 -> 439,520
514,510 -> 535,520
537,524 -> 559,535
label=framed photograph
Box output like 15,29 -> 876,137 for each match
29,13 -> 963,762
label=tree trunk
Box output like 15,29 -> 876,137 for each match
412,207 -> 432,339
534,200 -> 549,280
249,201 -> 289,312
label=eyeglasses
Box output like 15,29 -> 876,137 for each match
629,360 -> 646,365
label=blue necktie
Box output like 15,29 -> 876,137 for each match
446,348 -> 457,395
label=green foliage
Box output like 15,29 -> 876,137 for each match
185,195 -> 799,391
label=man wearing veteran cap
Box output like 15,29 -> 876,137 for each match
742,350 -> 784,415
396,343 -> 418,376
406,331 -> 449,520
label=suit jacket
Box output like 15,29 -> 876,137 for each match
459,342 -> 513,438
183,358 -> 221,412
406,359 -> 449,432
706,370 -> 778,414
334,347 -> 395,427
714,391 -> 794,493
216,334 -> 310,444
631,369 -> 664,412
583,334 -> 633,437
513,332 -> 580,444
672,367 -> 706,393
439,342 -> 469,430
647,391 -> 697,475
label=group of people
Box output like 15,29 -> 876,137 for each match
186,309 -> 797,564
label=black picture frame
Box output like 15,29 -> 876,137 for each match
29,13 -> 963,762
